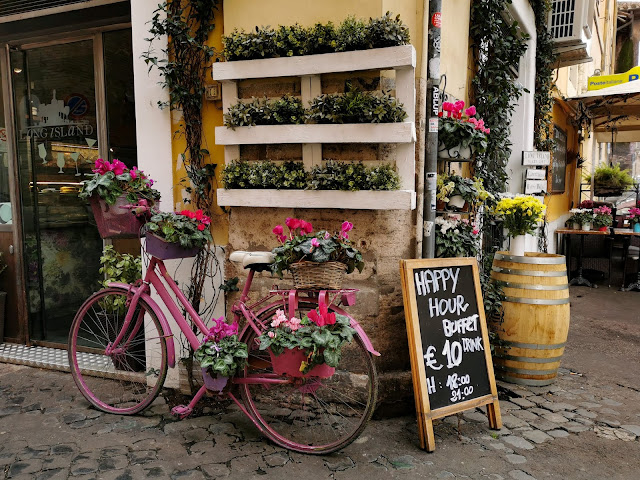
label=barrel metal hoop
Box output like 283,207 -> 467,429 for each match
504,296 -> 570,305
494,373 -> 557,386
503,282 -> 569,291
494,252 -> 566,265
499,341 -> 566,350
492,266 -> 567,277
494,364 -> 560,376
494,353 -> 563,363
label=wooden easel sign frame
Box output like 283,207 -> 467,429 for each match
400,258 -> 502,452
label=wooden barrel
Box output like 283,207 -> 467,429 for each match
490,252 -> 570,386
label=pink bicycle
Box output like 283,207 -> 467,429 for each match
68,249 -> 379,454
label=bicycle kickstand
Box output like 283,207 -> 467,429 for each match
171,385 -> 208,419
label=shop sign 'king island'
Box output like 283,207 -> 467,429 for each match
400,258 -> 502,452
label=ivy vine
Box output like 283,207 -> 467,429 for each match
144,0 -> 222,393
530,0 -> 557,152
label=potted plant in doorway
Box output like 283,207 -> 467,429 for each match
79,159 -> 161,238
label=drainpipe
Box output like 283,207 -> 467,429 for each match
421,0 -> 442,258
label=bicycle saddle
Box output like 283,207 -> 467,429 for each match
230,250 -> 275,272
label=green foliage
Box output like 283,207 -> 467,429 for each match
224,88 -> 406,127
439,116 -> 488,154
223,13 -> 410,61
194,335 -> 248,378
470,0 -> 530,194
257,312 -> 356,373
222,160 -> 400,191
530,0 -> 557,152
219,277 -> 239,293
223,95 -> 305,128
479,253 -> 506,353
307,86 -> 407,124
146,211 -> 213,249
79,163 -> 160,206
434,218 -> 480,258
271,228 -> 364,277
99,245 -> 142,314
584,163 -> 635,190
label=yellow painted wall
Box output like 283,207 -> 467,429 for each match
546,100 -> 579,222
440,0 -> 471,103
171,5 -> 228,245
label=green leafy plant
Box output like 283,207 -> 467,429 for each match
310,160 -> 367,191
364,163 -> 402,190
98,245 -> 142,314
222,13 -> 409,61
219,277 -> 239,293
194,319 -> 248,378
79,158 -> 160,206
439,102 -> 489,155
146,210 -> 213,249
584,163 -> 635,192
271,218 -> 364,277
223,95 -> 306,128
257,306 -> 356,373
435,217 -> 480,258
592,206 -> 613,229
307,86 -> 407,124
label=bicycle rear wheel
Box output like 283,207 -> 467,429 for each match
68,288 -> 168,415
238,302 -> 378,454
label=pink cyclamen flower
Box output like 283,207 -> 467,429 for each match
485,128 -> 490,135
277,234 -> 287,243
268,331 -> 275,338
464,106 -> 476,116
92,158 -> 111,175
442,102 -> 453,112
130,166 -> 138,180
468,117 -> 478,126
341,221 -> 353,233
112,159 -> 127,176
473,228 -> 479,235
285,217 -> 301,230
311,238 -> 320,247
324,231 -> 331,240
300,221 -> 313,235
197,224 -> 206,231
272,225 -> 284,236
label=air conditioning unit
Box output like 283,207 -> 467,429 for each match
548,0 -> 596,47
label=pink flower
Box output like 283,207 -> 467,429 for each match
92,158 -> 111,175
277,234 -> 287,243
112,159 -> 127,176
197,224 -> 206,231
272,225 -> 284,236
268,331 -> 275,338
271,310 -> 287,328
341,221 -> 353,233
324,232 -> 331,240
300,221 -> 313,235
485,128 -> 490,135
130,166 -> 139,179
464,106 -> 476,116
473,228 -> 479,235
311,238 -> 320,247
442,102 -> 453,112
468,117 -> 478,126
206,317 -> 238,342
307,302 -> 336,327
285,217 -> 301,230
286,317 -> 301,331
476,119 -> 485,131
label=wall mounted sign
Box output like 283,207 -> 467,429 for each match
522,151 -> 550,166
400,258 -> 502,452
551,126 -> 567,194
587,66 -> 640,91
526,168 -> 546,180
525,179 -> 547,194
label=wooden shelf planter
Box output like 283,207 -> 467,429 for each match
212,45 -> 416,211
217,189 -> 416,210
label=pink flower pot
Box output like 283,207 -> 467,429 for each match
201,368 -> 228,392
269,348 -> 335,378
145,234 -> 201,260
90,195 -> 146,239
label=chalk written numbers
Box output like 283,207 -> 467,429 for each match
413,266 -> 492,409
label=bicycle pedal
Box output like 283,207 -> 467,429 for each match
171,405 -> 192,419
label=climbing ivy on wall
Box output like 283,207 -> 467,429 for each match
530,0 -> 557,152
470,0 -> 530,195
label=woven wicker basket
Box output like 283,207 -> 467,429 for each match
290,261 -> 347,289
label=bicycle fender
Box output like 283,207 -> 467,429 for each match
109,283 -> 177,368
329,305 -> 381,357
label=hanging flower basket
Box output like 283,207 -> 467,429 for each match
437,142 -> 474,161
145,233 -> 201,260
593,186 -> 623,197
290,261 -> 347,289
269,348 -> 335,378
90,195 -> 147,239
201,368 -> 229,393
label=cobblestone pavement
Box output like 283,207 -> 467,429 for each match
1,287 -> 639,479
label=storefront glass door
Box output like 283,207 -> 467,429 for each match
8,30 -> 137,345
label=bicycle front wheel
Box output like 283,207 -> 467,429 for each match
239,302 -> 378,454
68,288 -> 168,415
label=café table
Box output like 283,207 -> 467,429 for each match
613,229 -> 640,291
556,228 -> 610,288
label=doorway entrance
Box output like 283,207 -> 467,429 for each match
4,29 -> 138,346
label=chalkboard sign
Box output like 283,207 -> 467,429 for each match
551,126 -> 567,193
400,258 -> 502,452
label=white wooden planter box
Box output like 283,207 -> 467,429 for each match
212,45 -> 417,210
215,123 -> 416,145
212,45 -> 416,80
217,189 -> 416,210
